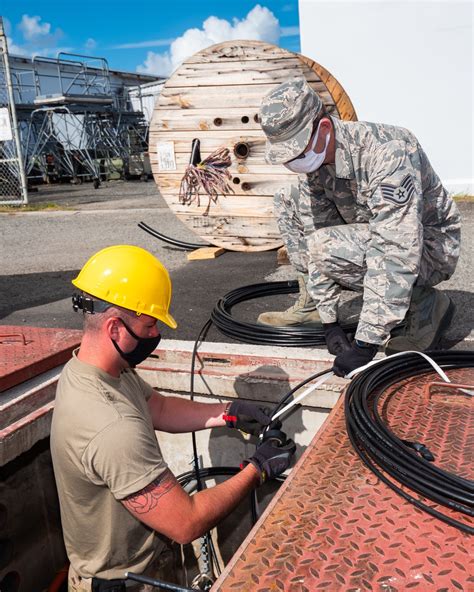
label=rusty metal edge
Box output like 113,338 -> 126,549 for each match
211,392 -> 345,590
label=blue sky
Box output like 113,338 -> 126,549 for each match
2,1 -> 300,76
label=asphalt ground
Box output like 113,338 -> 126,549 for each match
1,180 -> 473,351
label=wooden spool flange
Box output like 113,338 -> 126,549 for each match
150,40 -> 357,252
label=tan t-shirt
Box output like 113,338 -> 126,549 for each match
50,351 -> 168,579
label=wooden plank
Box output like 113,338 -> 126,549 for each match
191,236 -> 282,252
299,55 -> 357,121
153,174 -> 296,197
277,245 -> 290,266
159,83 -> 335,110
184,41 -> 292,64
150,154 -> 297,175
168,195 -> 276,218
187,247 -> 225,261
153,108 -> 261,131
172,57 -> 315,77
151,155 -> 295,174
166,64 -> 321,88
176,213 -> 280,238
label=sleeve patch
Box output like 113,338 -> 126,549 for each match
380,174 -> 415,205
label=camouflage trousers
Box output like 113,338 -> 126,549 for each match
68,545 -> 182,592
274,184 -> 459,336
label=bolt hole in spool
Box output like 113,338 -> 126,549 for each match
241,115 -> 249,124
213,117 -> 223,127
241,182 -> 251,191
233,142 -> 250,160
232,177 -> 241,185
253,113 -> 259,123
0,572 -> 20,592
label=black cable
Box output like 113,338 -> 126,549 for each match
176,466 -> 285,489
211,281 -> 357,346
271,368 -> 333,418
126,572 -> 194,591
186,318 -> 290,581
344,350 -> 474,534
189,319 -> 213,493
138,221 -> 206,250
188,320 -> 216,579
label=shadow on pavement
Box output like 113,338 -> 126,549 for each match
0,270 -> 80,319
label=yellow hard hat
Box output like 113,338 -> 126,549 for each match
72,245 -> 177,329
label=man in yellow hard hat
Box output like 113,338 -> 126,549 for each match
50,245 -> 295,591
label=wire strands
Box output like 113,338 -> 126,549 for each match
179,147 -> 234,214
211,280 -> 358,346
344,350 -> 474,534
138,221 -> 206,251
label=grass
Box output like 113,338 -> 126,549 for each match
453,194 -> 474,202
0,193 -> 472,213
0,202 -> 67,213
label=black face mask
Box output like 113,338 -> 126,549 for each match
112,319 -> 161,368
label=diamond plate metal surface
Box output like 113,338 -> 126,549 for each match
214,368 -> 474,591
0,325 -> 82,392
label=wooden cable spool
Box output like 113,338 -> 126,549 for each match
149,40 -> 357,252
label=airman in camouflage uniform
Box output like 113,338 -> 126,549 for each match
258,77 -> 460,375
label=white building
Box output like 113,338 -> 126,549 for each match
299,0 -> 473,194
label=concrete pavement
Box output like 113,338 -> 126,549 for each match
1,180 -> 473,350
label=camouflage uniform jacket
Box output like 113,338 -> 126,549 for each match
298,117 -> 460,344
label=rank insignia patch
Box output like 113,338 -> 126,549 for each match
380,174 -> 415,205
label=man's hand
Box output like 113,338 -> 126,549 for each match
244,435 -> 296,484
323,322 -> 352,355
224,401 -> 272,436
333,340 -> 378,377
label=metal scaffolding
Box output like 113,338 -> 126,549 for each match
12,52 -> 151,188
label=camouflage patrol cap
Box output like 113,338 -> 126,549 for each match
260,77 -> 323,165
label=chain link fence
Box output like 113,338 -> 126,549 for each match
0,18 -> 28,205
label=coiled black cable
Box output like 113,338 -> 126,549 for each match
138,221 -> 206,250
344,350 -> 474,534
211,280 -> 358,346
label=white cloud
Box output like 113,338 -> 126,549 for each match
138,52 -> 173,78
11,14 -> 64,56
85,38 -> 97,50
18,15 -> 51,41
137,4 -> 281,77
6,37 -> 29,56
111,38 -> 174,50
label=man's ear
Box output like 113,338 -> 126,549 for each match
105,316 -> 121,340
319,117 -> 331,133
315,117 -> 332,151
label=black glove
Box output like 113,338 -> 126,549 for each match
323,322 -> 352,355
224,400 -> 272,436
244,434 -> 296,484
333,340 -> 378,377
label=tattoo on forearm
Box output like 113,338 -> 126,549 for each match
123,469 -> 177,514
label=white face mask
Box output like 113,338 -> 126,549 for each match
284,121 -> 330,174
